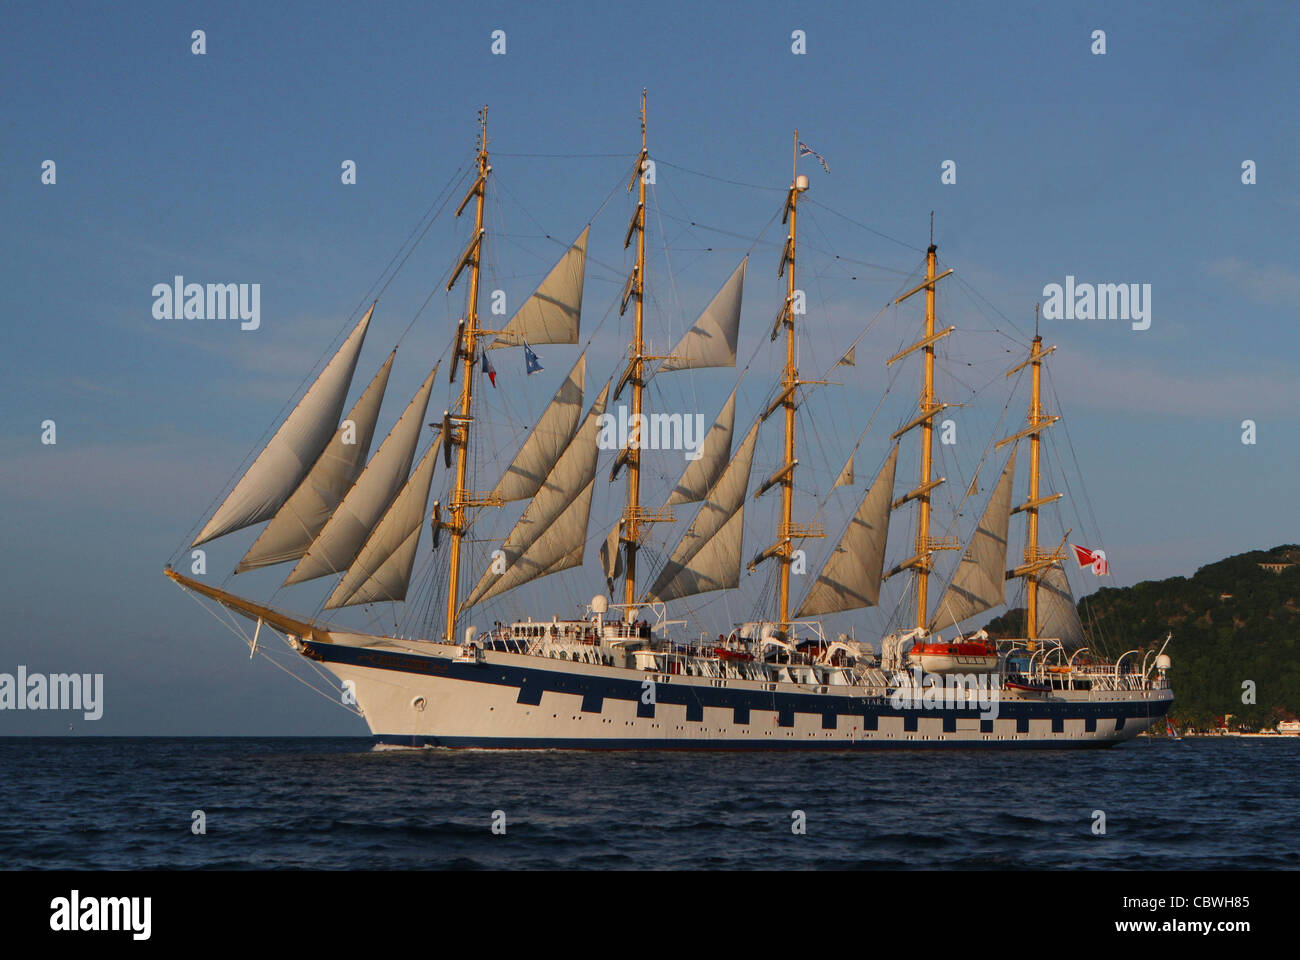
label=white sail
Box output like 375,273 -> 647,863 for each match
283,366 -> 437,586
324,435 -> 440,609
1037,560 -> 1086,649
192,305 -> 373,546
236,351 -> 394,572
796,445 -> 897,618
930,445 -> 1019,631
644,421 -> 760,603
833,451 -> 855,488
600,521 -> 624,583
665,389 -> 736,506
463,383 -> 611,608
658,258 -> 746,371
489,227 -> 589,348
489,353 -> 585,502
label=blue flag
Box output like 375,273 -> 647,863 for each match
481,350 -> 497,387
798,141 -> 830,173
523,343 -> 543,375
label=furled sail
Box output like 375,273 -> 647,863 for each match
191,306 -> 374,546
644,421 -> 760,603
324,434 -> 441,608
796,445 -> 898,618
658,258 -> 746,371
665,389 -> 736,506
489,353 -> 585,502
463,383 -> 611,608
489,227 -> 589,349
1036,560 -> 1086,648
930,444 -> 1019,631
283,366 -> 437,585
235,351 -> 395,572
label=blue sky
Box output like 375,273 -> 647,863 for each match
1,1 -> 1296,734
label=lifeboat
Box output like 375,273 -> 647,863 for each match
713,647 -> 754,662
908,638 -> 998,674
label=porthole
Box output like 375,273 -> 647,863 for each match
411,697 -> 427,712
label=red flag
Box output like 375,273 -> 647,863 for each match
1071,544 -> 1109,576
481,351 -> 497,388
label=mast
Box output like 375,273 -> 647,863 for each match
915,240 -> 938,628
443,106 -> 491,643
998,309 -> 1063,639
750,133 -> 824,630
882,217 -> 957,628
622,90 -> 649,620
777,136 -> 800,628
1025,328 -> 1044,637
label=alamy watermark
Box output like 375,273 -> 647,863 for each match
152,275 -> 260,330
597,405 -> 706,460
889,667 -> 1001,721
1041,275 -> 1151,330
0,666 -> 103,720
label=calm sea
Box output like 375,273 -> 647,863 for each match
1,737 -> 1296,870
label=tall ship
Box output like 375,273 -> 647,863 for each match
166,98 -> 1173,748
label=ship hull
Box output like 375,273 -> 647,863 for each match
300,637 -> 1173,751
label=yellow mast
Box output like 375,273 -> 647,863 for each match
777,137 -> 801,628
751,133 -> 823,630
914,242 -> 938,628
443,107 -> 491,644
621,91 -> 649,621
883,218 -> 957,629
999,309 -> 1063,639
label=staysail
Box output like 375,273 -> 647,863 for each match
796,445 -> 897,618
324,434 -> 441,608
191,305 -> 374,546
235,351 -> 394,572
665,389 -> 736,506
283,366 -> 437,585
463,382 -> 611,608
1036,560 -> 1086,648
930,444 -> 1019,631
833,451 -> 855,488
644,420 -> 760,603
489,227 -> 589,349
489,353 -> 585,502
658,258 -> 746,371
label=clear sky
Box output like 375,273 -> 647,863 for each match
2,1 -> 1296,734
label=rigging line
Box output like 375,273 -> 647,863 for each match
927,366 -> 1025,609
177,159 -> 475,560
656,158 -> 788,192
805,199 -> 926,253
493,151 -> 637,159
656,208 -> 784,247
802,355 -> 906,532
176,586 -> 362,715
949,271 -> 1032,346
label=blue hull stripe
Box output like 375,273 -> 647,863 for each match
374,734 -> 1125,751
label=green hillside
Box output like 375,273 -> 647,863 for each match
983,545 -> 1300,731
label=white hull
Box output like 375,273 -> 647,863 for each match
304,635 -> 1173,749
